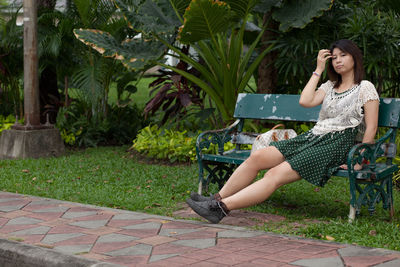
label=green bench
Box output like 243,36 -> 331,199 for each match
195,93 -> 400,221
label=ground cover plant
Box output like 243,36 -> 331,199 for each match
0,146 -> 399,251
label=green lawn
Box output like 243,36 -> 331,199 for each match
0,146 -> 399,251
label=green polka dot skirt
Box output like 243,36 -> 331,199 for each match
271,127 -> 358,187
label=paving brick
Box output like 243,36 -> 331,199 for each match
62,211 -> 98,219
6,216 -> 43,225
161,221 -> 203,229
137,235 -> 176,246
104,255 -> 149,266
262,251 -> 302,263
339,246 -> 393,257
54,244 -> 93,255
374,259 -> 400,267
290,256 -> 344,267
207,252 -> 260,265
104,243 -> 152,256
81,226 -> 120,235
79,252 -> 111,261
38,217 -> 71,227
1,210 -> 30,218
69,219 -> 109,229
151,243 -> 198,255
107,219 -> 150,228
52,234 -> 97,246
158,228 -> 200,237
0,199 -> 29,206
122,222 -> 161,230
217,229 -> 264,238
148,254 -> 179,263
154,255 -> 200,265
190,261 -> 229,267
181,249 -> 222,261
249,258 -> 288,267
10,225 -> 51,236
47,224 -> 87,234
14,234 -> 44,244
0,217 -> 8,227
28,212 -> 64,221
74,213 -> 113,222
118,229 -> 160,239
97,233 -> 139,243
41,233 -> 86,244
91,241 -> 138,254
0,224 -> 44,234
66,206 -> 101,212
171,238 -> 216,249
0,198 -> 23,203
342,256 -> 398,267
0,203 -> 29,212
111,213 -> 156,220
174,230 -> 217,240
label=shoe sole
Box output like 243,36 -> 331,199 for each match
186,198 -> 220,224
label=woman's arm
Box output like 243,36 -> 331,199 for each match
362,99 -> 379,144
299,49 -> 331,108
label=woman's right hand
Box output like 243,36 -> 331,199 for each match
315,49 -> 332,74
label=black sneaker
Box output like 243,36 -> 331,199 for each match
186,198 -> 228,224
190,192 -> 214,202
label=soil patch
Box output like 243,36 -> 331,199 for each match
174,202 -> 286,227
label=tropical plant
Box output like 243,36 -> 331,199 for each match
75,0 -> 338,123
341,0 -> 400,97
0,3 -> 23,117
56,100 -> 145,147
252,0 -> 333,93
74,0 -> 272,123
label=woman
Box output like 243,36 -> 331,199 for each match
186,39 -> 380,224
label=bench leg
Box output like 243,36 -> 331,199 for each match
348,177 -> 358,222
348,205 -> 356,223
198,160 -> 205,195
387,175 -> 395,219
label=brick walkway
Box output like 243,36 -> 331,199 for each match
1,191 -> 400,267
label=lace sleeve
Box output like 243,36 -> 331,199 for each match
318,80 -> 334,94
360,80 -> 379,105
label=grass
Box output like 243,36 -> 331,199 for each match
0,145 -> 399,251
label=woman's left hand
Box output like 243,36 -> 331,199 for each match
340,163 -> 362,170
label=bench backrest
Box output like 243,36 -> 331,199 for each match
234,93 -> 400,128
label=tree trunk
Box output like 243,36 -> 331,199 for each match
257,12 -> 279,94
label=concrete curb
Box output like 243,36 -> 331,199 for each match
0,239 -> 121,267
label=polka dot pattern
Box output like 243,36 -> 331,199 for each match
271,127 -> 358,187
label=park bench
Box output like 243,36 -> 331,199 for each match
195,93 -> 400,221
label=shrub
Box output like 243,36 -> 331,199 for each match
0,115 -> 20,135
132,125 -> 197,163
56,101 -> 145,147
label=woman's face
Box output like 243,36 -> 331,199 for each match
331,47 -> 355,76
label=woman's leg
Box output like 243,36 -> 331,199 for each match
222,161 -> 301,210
218,146 -> 285,199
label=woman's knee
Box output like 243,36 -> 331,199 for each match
246,146 -> 284,169
263,162 -> 301,188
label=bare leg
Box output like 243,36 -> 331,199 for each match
219,146 -> 285,199
222,161 -> 301,210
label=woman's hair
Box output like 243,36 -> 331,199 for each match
327,39 -> 364,88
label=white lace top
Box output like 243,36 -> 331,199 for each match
311,80 -> 379,137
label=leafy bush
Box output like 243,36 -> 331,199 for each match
56,101 -> 145,147
132,125 -> 197,163
0,115 -> 15,135
132,124 -> 254,163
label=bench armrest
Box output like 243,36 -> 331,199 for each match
196,119 -> 241,156
346,128 -> 397,176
